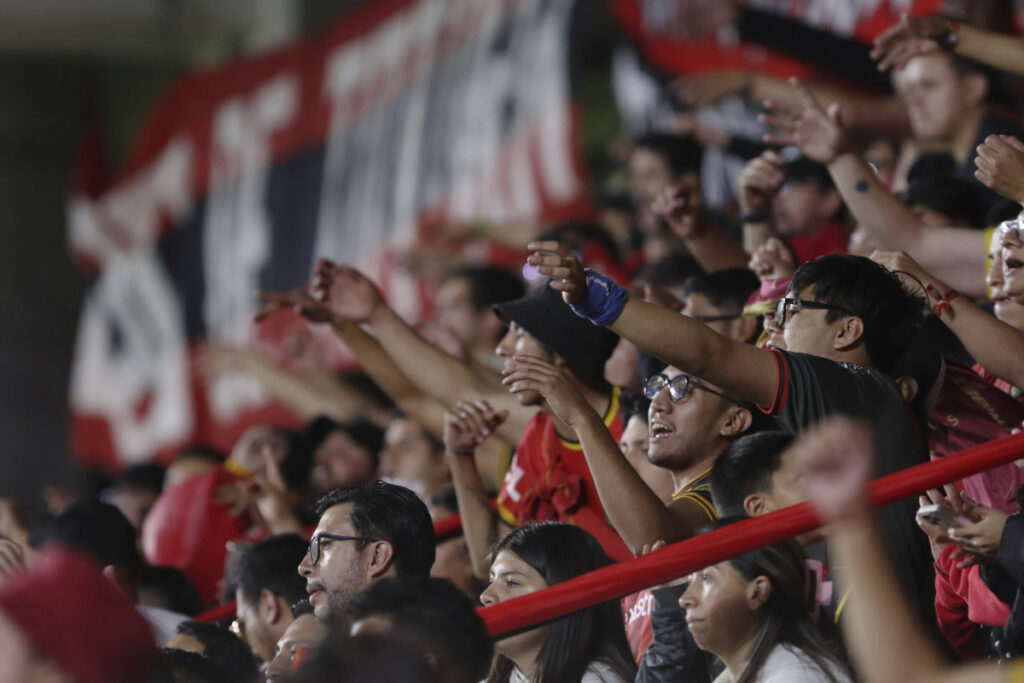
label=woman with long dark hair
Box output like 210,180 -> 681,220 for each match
680,528 -> 850,683
480,522 -> 636,683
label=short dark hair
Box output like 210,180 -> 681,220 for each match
137,565 -> 205,616
443,265 -> 525,311
232,533 -> 309,606
174,621 -> 258,683
306,416 -> 384,468
711,431 -> 796,518
789,254 -> 925,373
682,268 -> 761,313
785,156 -> 834,190
633,132 -> 703,177
348,576 -> 493,682
115,464 -> 166,494
315,482 -> 435,577
29,499 -> 140,570
634,249 -> 703,288
619,390 -> 651,425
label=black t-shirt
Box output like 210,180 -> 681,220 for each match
762,349 -> 936,624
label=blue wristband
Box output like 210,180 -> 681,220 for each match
569,269 -> 628,326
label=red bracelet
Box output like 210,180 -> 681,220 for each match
926,284 -> 959,317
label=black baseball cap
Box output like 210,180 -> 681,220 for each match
494,282 -> 619,387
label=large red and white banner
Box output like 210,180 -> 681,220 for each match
612,0 -> 943,80
68,0 -> 589,469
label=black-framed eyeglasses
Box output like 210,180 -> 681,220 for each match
690,312 -> 743,323
307,532 -> 376,566
773,297 -> 855,329
642,373 -> 741,406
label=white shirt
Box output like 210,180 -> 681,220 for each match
509,659 -> 631,683
713,643 -> 852,683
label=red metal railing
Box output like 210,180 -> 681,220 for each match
197,431 -> 1024,634
476,431 -> 1024,637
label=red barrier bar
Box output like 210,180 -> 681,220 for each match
194,600 -> 238,624
477,430 -> 1024,638
433,499 -> 498,541
433,512 -> 464,541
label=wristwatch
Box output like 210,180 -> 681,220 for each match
938,20 -> 960,50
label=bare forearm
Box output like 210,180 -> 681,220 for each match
367,306 -> 531,443
608,299 -> 776,406
941,297 -> 1024,388
828,154 -> 987,294
957,24 -> 1024,77
446,449 -> 501,579
832,513 -> 949,683
751,77 -> 910,138
743,221 -> 773,255
573,411 -> 677,553
369,307 -> 499,404
241,356 -> 344,421
829,153 -> 926,250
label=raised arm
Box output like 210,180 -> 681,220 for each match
442,401 -> 512,579
873,14 -> 1024,77
761,78 -> 988,296
259,289 -> 511,488
526,242 -> 778,408
502,356 -> 712,554
259,289 -> 445,436
791,416 -> 1002,683
735,150 -> 786,255
651,177 -> 750,273
310,259 -> 535,445
872,250 -> 1024,390
199,343 -> 392,428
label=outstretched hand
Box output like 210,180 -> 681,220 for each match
311,258 -> 385,323
761,79 -> 851,165
651,178 -> 704,238
975,134 -> 1024,205
257,288 -> 338,325
501,355 -> 590,426
444,400 -> 509,455
870,14 -> 949,72
788,415 -> 875,524
526,241 -> 587,304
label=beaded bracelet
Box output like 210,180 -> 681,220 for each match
925,284 -> 959,317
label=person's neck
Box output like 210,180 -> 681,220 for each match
509,644 -> 543,680
827,347 -> 872,367
549,382 -> 612,440
720,636 -> 758,679
950,106 -> 987,165
669,447 -> 721,494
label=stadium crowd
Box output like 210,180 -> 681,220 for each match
12,6 -> 1024,683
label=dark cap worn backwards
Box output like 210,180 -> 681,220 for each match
494,282 -> 619,387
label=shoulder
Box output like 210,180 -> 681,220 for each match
758,644 -> 851,683
580,660 -> 632,683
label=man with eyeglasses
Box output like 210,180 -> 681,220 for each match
528,243 -> 937,625
503,357 -> 763,664
297,481 -> 434,626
